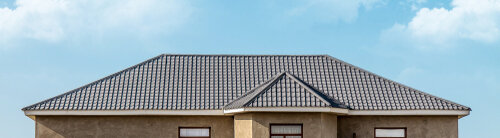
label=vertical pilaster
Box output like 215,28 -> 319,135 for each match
234,113 -> 253,138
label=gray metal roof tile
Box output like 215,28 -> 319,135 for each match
23,54 -> 470,111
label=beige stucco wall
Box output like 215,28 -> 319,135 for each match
234,113 -> 253,138
337,116 -> 459,138
234,112 -> 338,138
35,116 -> 234,138
34,114 -> 459,138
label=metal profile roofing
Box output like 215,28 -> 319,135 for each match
224,72 -> 348,109
22,54 -> 471,111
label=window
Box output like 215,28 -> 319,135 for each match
179,127 -> 210,138
270,124 -> 303,138
374,128 -> 406,138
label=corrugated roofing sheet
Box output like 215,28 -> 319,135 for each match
22,54 -> 471,111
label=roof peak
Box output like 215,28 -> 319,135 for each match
224,72 -> 349,109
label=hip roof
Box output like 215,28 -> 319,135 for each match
22,54 -> 471,111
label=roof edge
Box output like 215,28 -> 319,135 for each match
24,109 -> 226,116
347,110 -> 470,116
224,107 -> 349,114
22,54 -> 166,111
322,55 -> 471,110
24,109 -> 469,117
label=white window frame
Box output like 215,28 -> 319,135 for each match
374,127 -> 406,138
178,127 -> 211,138
270,124 -> 303,138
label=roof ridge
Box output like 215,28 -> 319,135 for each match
162,53 -> 329,57
284,72 -> 349,109
322,55 -> 470,110
22,54 -> 165,110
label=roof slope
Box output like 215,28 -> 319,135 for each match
224,72 -> 348,109
23,54 -> 470,111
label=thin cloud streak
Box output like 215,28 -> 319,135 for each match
284,0 -> 384,22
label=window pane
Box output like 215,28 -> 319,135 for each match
180,128 -> 209,137
271,125 -> 302,134
286,136 -> 301,138
271,136 -> 284,138
375,129 -> 405,137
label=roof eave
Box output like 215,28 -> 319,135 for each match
347,109 -> 470,117
223,107 -> 350,115
24,110 -> 227,116
24,109 -> 470,117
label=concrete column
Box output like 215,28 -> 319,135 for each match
320,113 -> 338,138
234,113 -> 253,138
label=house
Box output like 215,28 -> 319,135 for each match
23,54 -> 470,138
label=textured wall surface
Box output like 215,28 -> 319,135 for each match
321,113 -> 338,138
35,115 -> 459,138
35,116 -> 234,138
234,112 -> 338,138
234,113 -> 253,138
337,116 -> 458,138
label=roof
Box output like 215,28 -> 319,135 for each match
224,72 -> 349,109
22,54 -> 471,111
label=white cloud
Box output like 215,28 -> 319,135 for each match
0,0 -> 192,47
381,0 -> 500,49
286,0 -> 384,22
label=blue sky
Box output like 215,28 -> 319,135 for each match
0,0 -> 499,137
